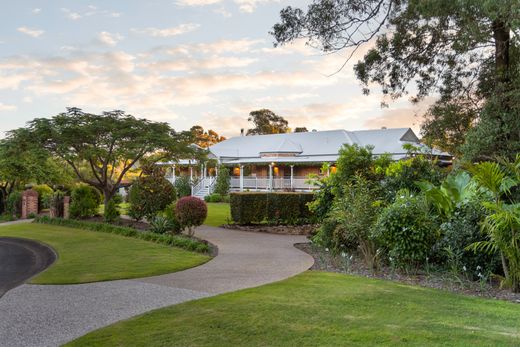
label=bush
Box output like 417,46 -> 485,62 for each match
435,202 -> 501,280
70,185 -> 102,219
6,191 -> 22,217
214,166 -> 230,196
49,190 -> 65,217
33,216 -> 209,253
174,176 -> 192,198
204,193 -> 227,203
33,184 -> 54,210
128,173 -> 176,221
149,215 -> 179,234
162,202 -> 182,234
104,198 -> 120,223
373,191 -> 439,269
175,197 -> 208,236
230,192 -> 314,225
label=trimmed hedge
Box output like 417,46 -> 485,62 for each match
33,216 -> 209,254
230,192 -> 314,225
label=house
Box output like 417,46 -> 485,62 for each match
161,128 -> 451,198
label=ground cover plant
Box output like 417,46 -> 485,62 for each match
67,271 -> 520,346
0,223 -> 210,284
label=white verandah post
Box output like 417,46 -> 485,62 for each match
290,165 -> 294,190
172,164 -> 176,184
269,164 -> 273,191
239,165 -> 244,192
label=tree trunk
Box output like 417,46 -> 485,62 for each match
492,19 -> 510,84
103,189 -> 115,216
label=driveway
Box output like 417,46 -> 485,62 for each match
0,225 -> 313,347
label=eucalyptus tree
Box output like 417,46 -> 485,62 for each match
247,109 -> 289,135
27,108 -> 194,214
272,0 -> 520,159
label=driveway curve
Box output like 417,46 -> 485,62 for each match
0,237 -> 56,298
0,225 -> 313,347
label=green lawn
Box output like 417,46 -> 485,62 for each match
68,271 -> 520,346
98,202 -> 130,216
205,202 -> 230,227
0,223 -> 210,284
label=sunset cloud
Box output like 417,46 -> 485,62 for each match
131,24 -> 200,37
17,27 -> 44,38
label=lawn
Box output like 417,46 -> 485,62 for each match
0,223 -> 210,284
98,202 -> 130,216
205,202 -> 230,227
68,271 -> 520,346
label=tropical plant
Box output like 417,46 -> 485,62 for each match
468,158 -> 520,292
149,215 -> 177,234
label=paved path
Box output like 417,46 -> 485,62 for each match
0,225 -> 313,347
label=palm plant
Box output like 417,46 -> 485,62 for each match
468,157 -> 520,293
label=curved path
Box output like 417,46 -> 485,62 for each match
0,237 -> 56,298
0,225 -> 313,347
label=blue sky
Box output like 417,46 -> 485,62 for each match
0,0 -> 429,137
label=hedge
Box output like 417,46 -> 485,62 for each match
230,192 -> 314,225
33,216 -> 209,254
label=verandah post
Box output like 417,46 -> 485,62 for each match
239,165 -> 244,192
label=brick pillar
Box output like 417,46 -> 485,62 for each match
63,196 -> 71,219
21,189 -> 39,219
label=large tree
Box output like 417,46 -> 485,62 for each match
247,109 -> 289,135
272,0 -> 520,159
190,125 -> 226,148
26,108 -> 193,213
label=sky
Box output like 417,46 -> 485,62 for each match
0,0 -> 430,138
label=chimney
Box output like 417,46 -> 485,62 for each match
240,128 -> 244,136
312,129 -> 317,132
381,126 -> 387,130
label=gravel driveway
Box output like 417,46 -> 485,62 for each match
0,224 -> 313,347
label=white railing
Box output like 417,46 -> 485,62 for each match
230,176 -> 317,191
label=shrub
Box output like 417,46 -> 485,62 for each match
33,184 -> 54,210
373,191 -> 439,269
6,191 -> 22,217
162,202 -> 182,234
204,193 -> 226,203
174,176 -> 192,198
70,185 -> 102,219
175,197 -> 208,236
230,192 -> 314,225
112,192 -> 124,205
214,166 -> 230,196
128,173 -> 176,221
49,190 -> 65,217
104,198 -> 120,223
33,216 -> 209,253
150,215 -> 178,234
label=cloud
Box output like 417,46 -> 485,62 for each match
61,8 -> 82,20
97,32 -> 123,46
176,0 -> 221,6
214,7 -> 232,17
17,27 -> 44,38
145,56 -> 257,72
175,0 -> 278,13
131,24 -> 200,37
32,8 -> 42,14
0,103 -> 17,111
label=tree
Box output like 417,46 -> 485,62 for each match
246,109 -> 289,135
294,127 -> 309,133
272,0 -> 520,159
214,166 -> 230,196
26,108 -> 193,214
190,125 -> 226,148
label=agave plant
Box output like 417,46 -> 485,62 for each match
468,158 -> 520,293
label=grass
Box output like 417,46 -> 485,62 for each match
68,271 -> 520,346
0,223 -> 210,284
205,202 -> 230,227
98,202 -> 129,215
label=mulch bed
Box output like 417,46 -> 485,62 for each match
296,242 -> 520,304
222,224 -> 316,235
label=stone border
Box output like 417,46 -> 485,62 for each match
221,223 -> 315,236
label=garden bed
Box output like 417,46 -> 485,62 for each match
222,224 -> 315,235
296,243 -> 520,304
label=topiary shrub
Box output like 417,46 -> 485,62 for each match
267,193 -> 300,224
175,196 -> 207,236
214,166 -> 230,196
70,185 -> 102,219
373,191 -> 439,270
174,176 -> 192,198
230,193 -> 268,224
128,172 -> 176,221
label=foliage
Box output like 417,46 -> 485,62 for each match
330,177 -> 382,269
174,176 -> 192,198
213,166 -> 230,196
468,158 -> 520,292
246,109 -> 289,135
34,216 -> 209,253
26,108 -> 193,215
149,215 -> 178,234
49,190 -> 65,217
230,192 -> 314,225
190,125 -> 226,148
373,191 -> 439,269
204,193 -> 227,203
33,184 -> 54,210
161,202 -> 182,234
104,198 -> 120,223
435,202 -> 501,280
128,168 -> 176,221
70,185 -> 102,219
334,144 -> 377,185
175,197 -> 208,236
5,191 -> 22,217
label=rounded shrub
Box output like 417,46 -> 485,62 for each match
70,185 -> 102,219
128,174 -> 176,221
373,191 -> 439,269
175,196 -> 207,236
